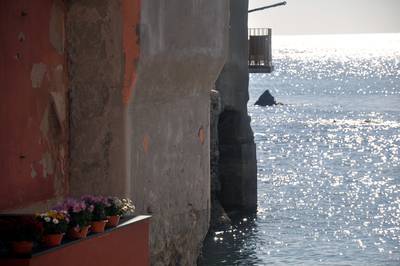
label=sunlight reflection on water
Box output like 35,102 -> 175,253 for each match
201,34 -> 400,266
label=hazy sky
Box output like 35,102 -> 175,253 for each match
248,0 -> 400,35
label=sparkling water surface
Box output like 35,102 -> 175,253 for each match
201,34 -> 400,265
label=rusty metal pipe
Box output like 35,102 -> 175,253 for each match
248,1 -> 287,13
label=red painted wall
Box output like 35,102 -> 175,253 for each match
0,0 -> 68,210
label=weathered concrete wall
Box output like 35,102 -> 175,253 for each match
67,0 -> 229,265
209,90 -> 231,229
0,0 -> 68,211
131,1 -> 229,264
215,0 -> 258,211
67,0 -> 140,198
210,90 -> 222,204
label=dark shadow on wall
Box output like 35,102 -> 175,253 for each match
217,110 -> 257,212
218,110 -> 242,211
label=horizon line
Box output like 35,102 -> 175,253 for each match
271,32 -> 400,37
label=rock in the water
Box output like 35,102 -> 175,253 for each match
255,90 -> 277,106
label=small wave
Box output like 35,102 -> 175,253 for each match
307,118 -> 400,128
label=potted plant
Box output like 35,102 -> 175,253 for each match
81,195 -> 108,233
54,198 -> 93,239
7,216 -> 43,255
36,210 -> 69,247
105,197 -> 135,228
104,197 -> 122,228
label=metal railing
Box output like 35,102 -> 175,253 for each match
248,28 -> 273,72
248,28 -> 271,38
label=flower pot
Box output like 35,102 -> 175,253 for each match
42,233 -> 64,247
11,241 -> 33,255
90,220 -> 108,233
67,225 -> 90,239
106,215 -> 120,228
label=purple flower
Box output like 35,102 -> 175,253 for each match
53,198 -> 90,214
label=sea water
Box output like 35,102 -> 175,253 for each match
201,34 -> 400,265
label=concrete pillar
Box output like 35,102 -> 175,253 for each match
130,1 -> 229,264
215,0 -> 258,211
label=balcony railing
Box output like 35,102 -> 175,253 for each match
248,28 -> 274,73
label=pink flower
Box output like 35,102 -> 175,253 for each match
73,205 -> 81,213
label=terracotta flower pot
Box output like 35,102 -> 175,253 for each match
12,241 -> 33,255
67,225 -> 90,239
90,220 -> 108,233
106,215 -> 120,228
42,233 -> 64,247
